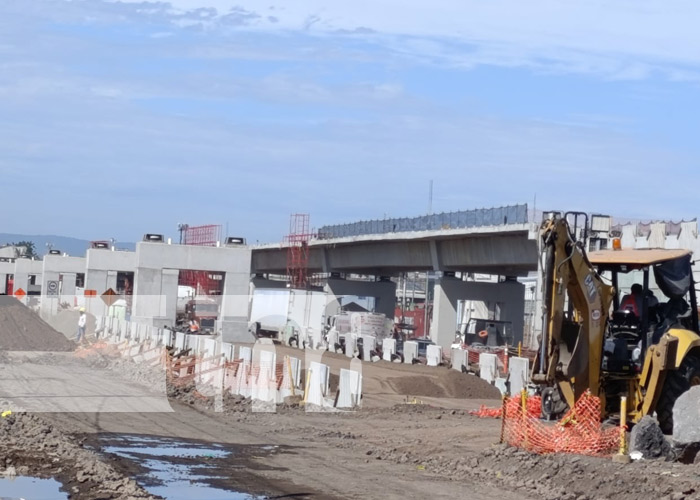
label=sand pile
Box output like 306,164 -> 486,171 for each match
0,296 -> 75,351
387,370 -> 501,399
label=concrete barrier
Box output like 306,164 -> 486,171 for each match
202,338 -> 219,357
479,353 -> 498,384
326,330 -> 339,352
305,361 -> 330,407
344,335 -> 357,358
175,332 -> 186,352
508,357 -> 530,395
221,342 -> 235,361
495,377 -> 508,395
382,339 -> 396,361
426,345 -> 442,367
279,355 -> 301,401
337,368 -> 362,409
403,341 -> 418,364
451,348 -> 467,372
239,346 -> 252,363
361,335 -> 376,361
163,329 -> 174,347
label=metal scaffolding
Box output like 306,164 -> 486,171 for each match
285,214 -> 313,288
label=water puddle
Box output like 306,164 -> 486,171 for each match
94,434 -> 272,500
0,476 -> 68,500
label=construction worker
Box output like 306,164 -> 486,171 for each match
76,307 -> 87,343
189,319 -> 200,334
621,283 -> 659,318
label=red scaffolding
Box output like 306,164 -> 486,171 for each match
285,214 -> 313,288
183,224 -> 221,247
179,224 -> 224,295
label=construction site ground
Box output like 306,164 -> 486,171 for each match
3,335 -> 700,499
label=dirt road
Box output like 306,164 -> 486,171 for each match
4,343 -> 700,499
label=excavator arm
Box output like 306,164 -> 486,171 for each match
532,213 -> 614,412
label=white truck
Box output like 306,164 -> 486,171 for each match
249,288 -> 327,347
176,285 -> 219,332
326,311 -> 392,358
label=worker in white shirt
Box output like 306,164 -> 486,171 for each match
76,307 -> 87,343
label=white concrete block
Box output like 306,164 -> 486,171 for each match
426,345 -> 442,367
305,361 -> 329,407
175,331 -> 186,352
250,345 -> 276,410
288,356 -> 301,388
279,355 -> 301,401
221,342 -> 235,361
451,348 -> 468,372
361,335 -> 376,361
326,330 -> 339,351
163,329 -> 174,347
337,368 -> 362,409
479,352 -> 498,384
403,341 -> 418,364
344,335 -> 357,358
495,377 -> 508,395
239,346 -> 252,363
382,338 -> 396,361
203,338 -> 219,357
508,357 -> 530,395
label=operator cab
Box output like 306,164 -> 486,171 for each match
589,248 -> 698,374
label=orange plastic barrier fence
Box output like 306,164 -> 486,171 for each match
471,391 -> 620,457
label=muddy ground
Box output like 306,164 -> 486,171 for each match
3,343 -> 700,500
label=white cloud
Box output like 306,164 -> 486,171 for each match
1,0 -> 698,240
105,0 -> 700,79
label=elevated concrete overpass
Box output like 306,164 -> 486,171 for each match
251,222 -> 539,278
251,213 -> 540,349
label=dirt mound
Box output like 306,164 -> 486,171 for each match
0,296 -> 75,351
387,370 -> 501,400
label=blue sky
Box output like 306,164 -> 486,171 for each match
1,0 -> 699,243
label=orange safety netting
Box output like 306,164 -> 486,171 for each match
470,394 -> 541,419
471,391 -> 621,457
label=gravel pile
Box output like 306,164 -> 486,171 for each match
386,370 -> 501,399
0,296 -> 74,351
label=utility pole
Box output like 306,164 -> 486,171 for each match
428,180 -> 433,215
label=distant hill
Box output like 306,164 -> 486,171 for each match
0,234 -> 135,257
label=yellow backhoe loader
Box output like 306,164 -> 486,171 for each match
533,212 -> 700,433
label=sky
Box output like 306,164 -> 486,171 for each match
1,0 -> 699,243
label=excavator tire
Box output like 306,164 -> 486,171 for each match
656,353 -> 700,435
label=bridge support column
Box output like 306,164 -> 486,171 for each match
132,268 -> 179,327
431,277 -> 525,349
